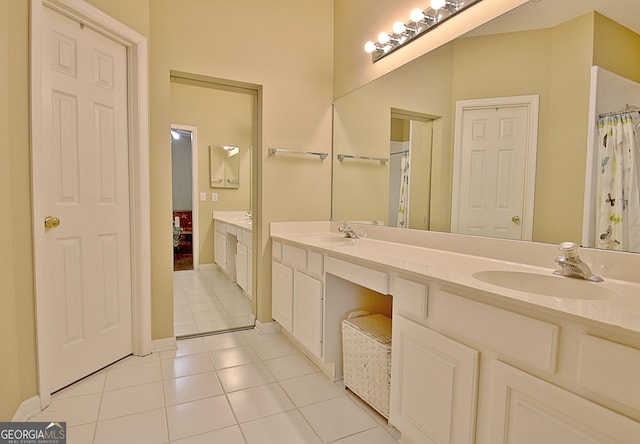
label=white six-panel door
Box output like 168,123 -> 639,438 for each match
452,96 -> 538,241
38,5 -> 132,392
456,106 -> 527,239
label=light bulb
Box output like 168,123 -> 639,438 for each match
392,21 -> 406,34
410,8 -> 424,22
431,0 -> 446,9
364,41 -> 377,53
378,32 -> 390,44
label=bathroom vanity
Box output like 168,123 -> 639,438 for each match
213,211 -> 252,298
271,221 -> 640,444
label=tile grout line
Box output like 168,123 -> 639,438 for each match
204,344 -> 250,444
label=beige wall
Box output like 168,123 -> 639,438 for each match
149,0 -> 334,337
0,0 -> 25,422
332,44 -> 454,225
170,81 -> 253,265
452,14 -> 594,244
333,0 -> 528,98
593,13 -> 640,83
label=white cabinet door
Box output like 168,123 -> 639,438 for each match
214,231 -> 227,272
390,316 -> 479,444
236,243 -> 248,292
272,261 -> 293,332
293,270 -> 323,358
489,360 -> 640,444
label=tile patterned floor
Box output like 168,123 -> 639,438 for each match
29,329 -> 400,444
173,267 -> 253,336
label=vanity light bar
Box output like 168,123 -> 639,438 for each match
365,0 -> 482,62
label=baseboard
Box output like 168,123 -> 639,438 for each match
152,336 -> 177,353
11,395 -> 41,421
254,320 -> 281,334
198,263 -> 215,270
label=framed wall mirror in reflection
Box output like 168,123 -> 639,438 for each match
332,0 -> 640,253
210,144 -> 240,188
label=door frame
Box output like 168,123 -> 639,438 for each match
171,124 -> 200,270
451,95 -> 539,241
30,0 -> 151,407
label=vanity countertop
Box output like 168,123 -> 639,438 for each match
213,211 -> 253,231
271,222 -> 640,335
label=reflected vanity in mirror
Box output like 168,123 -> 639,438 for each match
332,0 -> 640,252
210,144 -> 240,188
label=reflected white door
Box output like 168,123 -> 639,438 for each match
452,97 -> 538,240
37,6 -> 132,392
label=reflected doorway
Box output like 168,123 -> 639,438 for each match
389,110 -> 434,230
171,126 -> 196,271
170,72 -> 258,338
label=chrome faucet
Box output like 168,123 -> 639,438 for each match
554,242 -> 603,282
338,222 -> 359,239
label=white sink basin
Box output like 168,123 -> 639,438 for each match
472,270 -> 612,300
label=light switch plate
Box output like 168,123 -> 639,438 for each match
199,192 -> 206,202
212,192 -> 219,202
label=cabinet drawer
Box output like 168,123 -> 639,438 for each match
577,335 -> 640,411
226,224 -> 237,236
282,244 -> 306,269
393,277 -> 428,320
240,229 -> 252,246
435,290 -> 559,374
214,221 -> 226,233
307,251 -> 323,278
325,257 -> 388,294
272,240 -> 282,259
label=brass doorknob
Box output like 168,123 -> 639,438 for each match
512,216 -> 521,223
44,216 -> 61,229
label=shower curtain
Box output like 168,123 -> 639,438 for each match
595,113 -> 640,251
396,154 -> 410,228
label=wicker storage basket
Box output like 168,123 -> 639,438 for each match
342,314 -> 392,419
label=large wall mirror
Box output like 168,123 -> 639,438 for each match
210,144 -> 240,189
332,0 -> 640,252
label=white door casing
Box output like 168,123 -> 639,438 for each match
31,0 -> 150,407
452,96 -> 538,240
171,124 -> 199,270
